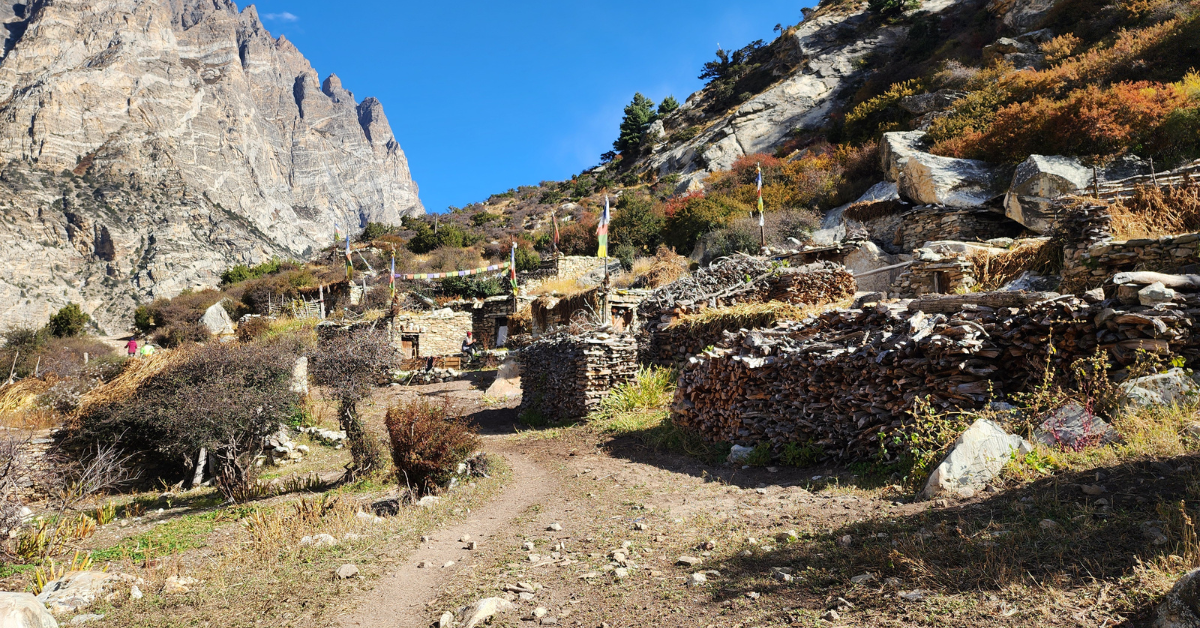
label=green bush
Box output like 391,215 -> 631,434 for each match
405,219 -> 480,254
514,246 -> 541,272
868,0 -> 919,18
359,222 -> 399,241
658,96 -> 680,115
780,441 -> 824,467
48,303 -> 89,338
153,322 -> 211,348
440,275 -> 506,299
614,243 -> 637,271
220,258 -> 284,286
745,442 -> 773,467
611,193 -> 666,253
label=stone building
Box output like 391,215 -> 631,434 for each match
389,308 -> 474,358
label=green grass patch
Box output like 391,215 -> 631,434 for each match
91,511 -> 225,564
589,366 -> 729,463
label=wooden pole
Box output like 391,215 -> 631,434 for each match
1150,157 -> 1158,187
1093,165 -> 1101,197
33,356 -> 39,378
5,351 -> 17,386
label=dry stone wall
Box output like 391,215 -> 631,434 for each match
897,206 -> 1025,251
674,292 -> 1200,460
518,331 -> 638,422
1060,204 -> 1200,292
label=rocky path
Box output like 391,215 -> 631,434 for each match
337,444 -> 555,628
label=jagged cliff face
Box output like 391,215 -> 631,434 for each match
0,0 -> 423,333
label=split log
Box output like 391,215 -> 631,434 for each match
1111,271 -> 1200,290
907,291 -> 1059,313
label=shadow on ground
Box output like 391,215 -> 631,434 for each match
701,452 -> 1200,627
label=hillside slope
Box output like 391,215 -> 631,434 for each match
0,0 -> 423,333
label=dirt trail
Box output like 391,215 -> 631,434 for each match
338,443 -> 553,628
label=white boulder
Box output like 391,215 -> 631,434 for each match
881,131 -> 1006,208
484,359 -> 522,400
727,445 -> 754,464
200,302 -> 235,336
921,419 -> 1032,499
1120,368 -> 1200,409
843,241 -> 903,293
0,592 -> 59,628
458,597 -> 515,628
36,572 -> 122,615
1004,155 -> 1093,233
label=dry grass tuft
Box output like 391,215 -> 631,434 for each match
667,299 -> 850,338
628,246 -> 690,289
964,239 -> 1062,291
1109,184 -> 1200,240
529,276 -> 585,297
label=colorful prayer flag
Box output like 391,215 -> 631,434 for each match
334,222 -> 343,243
756,163 -> 765,227
389,255 -> 395,299
597,195 -> 610,258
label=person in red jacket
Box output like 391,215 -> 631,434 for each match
126,337 -> 138,357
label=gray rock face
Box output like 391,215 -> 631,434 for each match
36,571 -> 123,615
0,592 -> 58,628
0,0 -> 423,332
1121,368 -> 1200,409
645,1 -> 939,177
987,0 -> 1065,32
1034,403 -> 1120,449
1004,155 -> 1093,233
882,131 -> 1006,207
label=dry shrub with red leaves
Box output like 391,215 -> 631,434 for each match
384,399 -> 479,495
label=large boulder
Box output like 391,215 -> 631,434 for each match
484,359 -> 521,400
0,592 -> 58,628
1120,368 -> 1200,409
881,131 -> 1006,208
842,241 -> 903,292
921,419 -> 1032,499
1004,155 -> 1093,233
200,302 -> 235,336
1155,567 -> 1200,627
988,0 -> 1065,32
36,572 -> 123,615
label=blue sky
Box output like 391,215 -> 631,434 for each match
248,1 -> 813,214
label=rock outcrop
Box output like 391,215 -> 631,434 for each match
1004,155 -> 1092,233
881,131 -> 1007,208
0,0 -> 423,332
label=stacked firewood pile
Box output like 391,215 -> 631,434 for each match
674,289 -> 1200,460
637,254 -> 778,321
518,330 -> 638,422
640,261 -> 855,365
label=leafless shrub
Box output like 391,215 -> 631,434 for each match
0,431 -> 30,541
384,399 -> 480,495
310,326 -> 395,479
45,442 -> 139,512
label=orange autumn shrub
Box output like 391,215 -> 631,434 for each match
935,81 -> 1191,162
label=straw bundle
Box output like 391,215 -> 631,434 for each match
0,376 -> 57,414
74,349 -> 190,420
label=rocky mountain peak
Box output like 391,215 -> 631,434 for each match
0,0 -> 424,333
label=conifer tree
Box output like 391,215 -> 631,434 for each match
612,93 -> 657,155
658,95 -> 680,115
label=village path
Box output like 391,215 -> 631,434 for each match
337,440 -> 554,628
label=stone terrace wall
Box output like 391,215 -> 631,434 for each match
518,331 -> 637,422
898,206 -> 1024,251
390,309 -> 473,357
1059,203 -> 1200,292
889,253 -> 976,297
